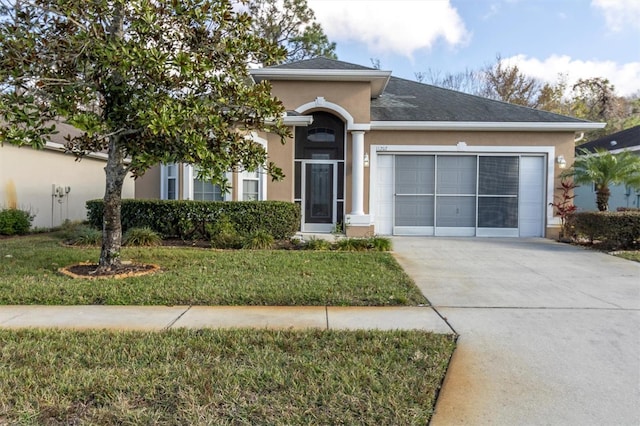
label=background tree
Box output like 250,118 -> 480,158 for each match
564,148 -> 640,211
415,56 -> 639,141
247,0 -> 336,65
570,78 -> 628,140
0,0 -> 289,272
480,57 -> 543,107
416,56 -> 554,108
415,67 -> 485,95
621,94 -> 640,129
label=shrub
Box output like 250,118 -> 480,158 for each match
0,208 -> 33,235
368,236 -> 392,252
209,216 -> 243,249
56,220 -> 89,240
66,225 -> 102,246
123,227 -> 162,246
549,179 -> 577,239
571,211 -> 640,249
334,236 -> 393,252
242,230 -> 275,249
303,237 -> 333,251
86,199 -> 300,240
336,238 -> 370,251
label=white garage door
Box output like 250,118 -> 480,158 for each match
374,154 -> 546,237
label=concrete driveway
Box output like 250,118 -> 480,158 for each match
392,237 -> 640,426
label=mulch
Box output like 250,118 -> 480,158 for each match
59,263 -> 160,280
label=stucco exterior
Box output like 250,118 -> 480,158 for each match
135,57 -> 602,239
135,165 -> 161,200
1,143 -> 135,229
270,81 -> 372,123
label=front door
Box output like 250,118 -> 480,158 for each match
295,111 -> 345,233
302,161 -> 336,232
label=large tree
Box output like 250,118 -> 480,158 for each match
480,58 -> 543,107
247,0 -> 336,65
566,148 -> 640,211
0,0 -> 289,272
570,78 -> 628,140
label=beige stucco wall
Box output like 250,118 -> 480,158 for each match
128,74 -> 579,239
135,165 -> 161,199
266,133 -> 296,201
0,144 -> 135,229
270,81 -> 371,123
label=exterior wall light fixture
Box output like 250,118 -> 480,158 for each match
363,153 -> 370,167
556,155 -> 567,169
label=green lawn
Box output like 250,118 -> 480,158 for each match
612,250 -> 640,262
0,328 -> 455,424
0,235 -> 427,306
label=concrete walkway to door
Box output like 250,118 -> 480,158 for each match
392,237 -> 640,426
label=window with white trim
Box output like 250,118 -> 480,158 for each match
164,163 -> 178,200
241,170 -> 260,201
193,177 -> 224,201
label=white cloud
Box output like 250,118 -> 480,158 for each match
592,0 -> 640,31
308,0 -> 469,58
504,54 -> 640,97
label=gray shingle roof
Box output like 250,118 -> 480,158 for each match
270,57 -> 376,71
372,76 -> 587,123
577,125 -> 640,152
267,58 -> 590,124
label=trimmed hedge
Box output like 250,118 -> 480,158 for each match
570,210 -> 640,249
86,199 -> 300,240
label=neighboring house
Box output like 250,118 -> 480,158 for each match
573,125 -> 640,211
0,122 -> 135,229
135,57 -> 603,238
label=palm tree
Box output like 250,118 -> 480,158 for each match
565,148 -> 640,211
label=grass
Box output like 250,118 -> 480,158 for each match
0,328 -> 456,424
612,250 -> 640,262
0,234 -> 427,306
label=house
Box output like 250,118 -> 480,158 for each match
135,57 -> 603,238
0,121 -> 135,229
573,125 -> 640,211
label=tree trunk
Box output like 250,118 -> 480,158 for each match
98,135 -> 127,272
97,4 -> 127,272
596,185 -> 610,212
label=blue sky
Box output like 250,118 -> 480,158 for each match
308,0 -> 640,96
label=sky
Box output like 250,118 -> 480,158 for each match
306,0 -> 640,97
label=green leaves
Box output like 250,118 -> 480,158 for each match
565,148 -> 640,211
0,0 -> 289,182
247,0 -> 336,65
1,0 -> 291,268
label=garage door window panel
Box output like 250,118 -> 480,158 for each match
478,156 -> 519,229
395,156 -> 435,227
436,156 -> 476,228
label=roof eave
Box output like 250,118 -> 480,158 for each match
250,69 -> 392,97
369,121 -> 606,132
44,141 -> 132,163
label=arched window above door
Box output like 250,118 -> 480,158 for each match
295,112 -> 345,160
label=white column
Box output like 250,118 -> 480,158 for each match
351,131 -> 365,215
182,164 -> 193,200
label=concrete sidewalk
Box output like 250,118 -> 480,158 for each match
0,305 -> 453,333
